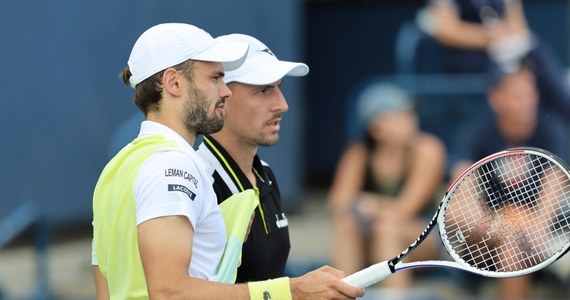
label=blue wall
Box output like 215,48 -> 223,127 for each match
0,0 -> 306,224
1,0 -> 568,225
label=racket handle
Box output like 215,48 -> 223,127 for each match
342,261 -> 393,288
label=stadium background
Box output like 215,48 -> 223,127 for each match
0,0 -> 569,298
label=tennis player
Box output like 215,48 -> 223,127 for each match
91,23 -> 363,299
197,33 -> 309,283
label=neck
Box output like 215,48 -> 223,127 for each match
147,113 -> 196,146
210,131 -> 257,184
497,116 -> 536,144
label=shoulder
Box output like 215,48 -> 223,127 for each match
259,159 -> 280,189
195,142 -> 217,175
414,133 -> 446,158
147,148 -> 203,171
328,142 -> 366,172
138,148 -> 209,189
533,118 -> 568,155
134,148 -> 215,226
341,141 -> 369,160
259,158 -> 271,168
259,159 -> 275,176
332,142 -> 369,176
536,116 -> 566,136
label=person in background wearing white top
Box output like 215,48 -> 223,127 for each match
91,22 -> 364,300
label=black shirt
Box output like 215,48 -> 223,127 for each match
197,135 -> 291,282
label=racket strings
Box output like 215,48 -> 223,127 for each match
443,153 -> 570,274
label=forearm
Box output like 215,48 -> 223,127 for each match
428,6 -> 492,49
399,142 -> 446,217
150,268 -> 363,299
397,188 -> 440,218
92,266 -> 110,300
327,191 -> 359,215
504,0 -> 528,32
399,169 -> 444,217
148,277 -> 250,300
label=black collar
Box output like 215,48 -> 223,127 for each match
202,135 -> 271,194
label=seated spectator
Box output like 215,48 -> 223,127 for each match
328,82 -> 446,291
419,0 -> 530,74
418,0 -> 570,118
450,60 -> 568,299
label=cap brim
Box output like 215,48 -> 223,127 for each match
227,60 -> 309,85
192,40 -> 249,71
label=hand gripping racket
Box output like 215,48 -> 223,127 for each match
343,147 -> 570,288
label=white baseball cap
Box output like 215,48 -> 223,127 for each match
217,33 -> 309,85
127,23 -> 249,88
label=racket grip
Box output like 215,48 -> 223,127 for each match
342,261 -> 393,288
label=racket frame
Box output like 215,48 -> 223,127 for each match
438,147 -> 570,278
343,147 -> 570,287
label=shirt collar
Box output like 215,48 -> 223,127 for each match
138,120 -> 194,152
202,134 -> 271,192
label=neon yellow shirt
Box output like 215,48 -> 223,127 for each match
93,121 -> 259,298
92,134 -> 177,299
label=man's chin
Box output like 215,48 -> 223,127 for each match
196,119 -> 224,135
206,123 -> 224,135
258,135 -> 280,147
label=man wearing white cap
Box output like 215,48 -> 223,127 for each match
197,32 -> 315,285
92,24 -> 364,300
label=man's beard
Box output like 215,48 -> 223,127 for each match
255,113 -> 282,147
183,85 -> 224,135
254,132 -> 280,147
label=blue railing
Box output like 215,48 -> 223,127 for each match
0,203 -> 51,299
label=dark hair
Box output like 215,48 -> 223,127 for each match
363,129 -> 376,150
119,60 -> 195,115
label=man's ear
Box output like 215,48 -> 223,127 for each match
162,68 -> 183,97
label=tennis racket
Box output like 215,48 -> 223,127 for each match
343,147 -> 570,288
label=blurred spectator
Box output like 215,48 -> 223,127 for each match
419,0 -> 529,73
417,0 -> 570,119
450,60 -> 567,299
327,82 -> 446,291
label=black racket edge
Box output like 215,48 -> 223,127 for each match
388,196 -> 446,271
